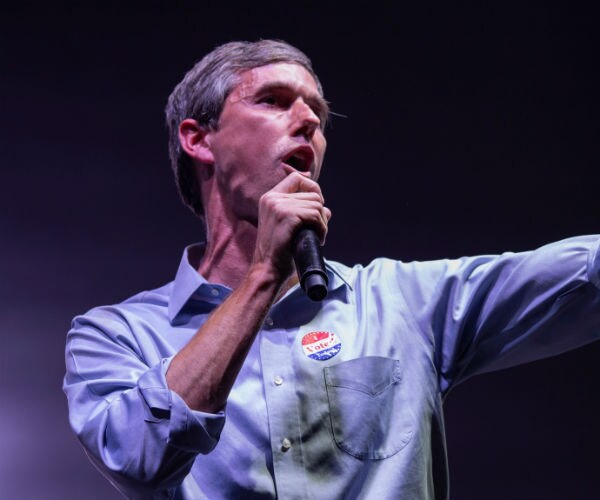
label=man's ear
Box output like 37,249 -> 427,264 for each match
178,118 -> 215,165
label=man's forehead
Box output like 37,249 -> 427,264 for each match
231,62 -> 322,99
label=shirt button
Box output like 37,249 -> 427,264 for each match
281,438 -> 292,451
265,317 -> 274,327
210,288 -> 219,297
274,375 -> 283,386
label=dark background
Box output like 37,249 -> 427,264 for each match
1,2 -> 599,499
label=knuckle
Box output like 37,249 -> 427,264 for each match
261,191 -> 277,207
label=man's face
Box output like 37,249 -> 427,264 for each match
204,62 -> 328,223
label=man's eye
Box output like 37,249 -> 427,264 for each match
258,95 -> 279,106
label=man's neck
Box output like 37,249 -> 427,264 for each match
196,179 -> 300,299
197,213 -> 256,290
197,210 -> 299,299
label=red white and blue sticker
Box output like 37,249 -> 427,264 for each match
301,331 -> 341,361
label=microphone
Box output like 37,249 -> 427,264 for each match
292,228 -> 328,301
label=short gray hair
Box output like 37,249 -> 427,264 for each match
165,39 -> 325,217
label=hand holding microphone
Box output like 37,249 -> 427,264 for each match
254,167 -> 330,301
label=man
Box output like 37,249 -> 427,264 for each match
63,39 -> 600,500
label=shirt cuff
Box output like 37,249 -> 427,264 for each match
137,357 -> 225,454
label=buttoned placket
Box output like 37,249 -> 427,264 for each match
259,310 -> 308,500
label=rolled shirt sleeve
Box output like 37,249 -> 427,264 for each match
63,310 -> 225,495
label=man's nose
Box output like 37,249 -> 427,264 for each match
291,98 -> 321,140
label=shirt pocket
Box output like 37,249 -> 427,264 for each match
323,356 -> 413,460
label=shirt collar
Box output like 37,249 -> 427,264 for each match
169,243 -> 214,323
323,258 -> 354,293
168,243 -> 353,324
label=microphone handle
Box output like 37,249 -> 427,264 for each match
292,228 -> 328,301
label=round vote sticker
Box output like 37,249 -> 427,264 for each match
301,331 -> 341,361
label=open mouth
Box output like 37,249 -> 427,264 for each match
283,146 -> 314,173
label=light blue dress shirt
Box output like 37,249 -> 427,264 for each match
64,235 -> 600,499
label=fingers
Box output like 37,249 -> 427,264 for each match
322,205 -> 332,227
259,192 -> 324,225
317,206 -> 331,246
252,167 -> 331,278
276,170 -> 331,241
272,167 -> 325,203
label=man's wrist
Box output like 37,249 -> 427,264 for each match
246,261 -> 289,293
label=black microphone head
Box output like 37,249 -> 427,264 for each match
304,273 -> 328,301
